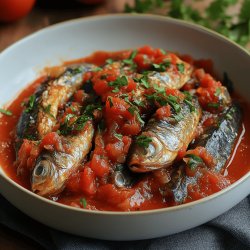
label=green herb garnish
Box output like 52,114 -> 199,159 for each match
152,61 -> 171,72
59,114 -> 76,135
24,95 -> 35,113
106,58 -> 114,64
92,67 -> 102,72
42,104 -> 55,118
133,99 -> 145,107
177,63 -> 185,73
208,102 -> 219,108
173,113 -> 184,122
114,132 -> 123,141
166,95 -> 181,113
0,108 -> 12,116
80,198 -> 87,208
186,154 -> 204,170
108,75 -> 128,93
134,75 -> 150,89
123,50 -> 137,66
71,67 -> 83,75
215,87 -> 222,97
136,135 -> 152,148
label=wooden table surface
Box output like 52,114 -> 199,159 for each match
0,2 -> 120,249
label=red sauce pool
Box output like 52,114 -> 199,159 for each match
0,50 -> 249,211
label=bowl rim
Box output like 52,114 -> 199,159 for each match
0,13 -> 249,216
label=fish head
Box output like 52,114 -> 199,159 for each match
129,133 -> 174,172
31,152 -> 62,197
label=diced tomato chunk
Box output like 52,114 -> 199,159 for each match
105,136 -> 131,163
155,105 -> 171,120
17,139 -> 39,172
97,184 -> 134,205
138,45 -> 155,56
134,53 -> 152,71
80,167 -> 97,196
65,172 -> 81,193
90,153 -> 110,178
39,132 -> 62,152
121,120 -> 141,136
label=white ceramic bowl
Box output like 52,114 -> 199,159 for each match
0,14 -> 249,241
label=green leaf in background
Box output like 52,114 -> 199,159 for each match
124,0 -> 250,49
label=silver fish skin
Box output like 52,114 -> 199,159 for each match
129,98 -> 202,173
16,64 -> 95,145
31,121 -> 94,197
147,56 -> 192,90
166,102 -> 242,203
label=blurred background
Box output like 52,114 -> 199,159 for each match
0,0 -> 250,52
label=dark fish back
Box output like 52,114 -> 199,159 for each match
16,80 -> 49,149
166,102 -> 242,203
194,102 -> 242,172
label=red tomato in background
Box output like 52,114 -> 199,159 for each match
0,0 -> 36,22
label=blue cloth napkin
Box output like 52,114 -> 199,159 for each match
0,194 -> 249,250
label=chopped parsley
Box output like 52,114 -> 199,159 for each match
71,67 -> 83,75
123,50 -> 137,66
59,114 -> 76,135
114,132 -> 123,141
177,63 -> 185,73
184,99 -> 195,112
185,154 -> 204,170
108,75 -> 128,93
183,92 -> 195,113
106,58 -> 114,64
166,95 -> 181,113
92,67 -> 102,72
133,99 -> 145,107
74,115 -> 90,131
152,61 -> 171,72
208,102 -> 219,109
127,105 -> 145,125
135,135 -> 152,148
24,95 -> 35,113
0,108 -> 12,116
215,87 -> 222,97
59,103 -> 101,135
134,75 -> 150,89
173,113 -> 184,122
80,198 -> 87,208
42,104 -> 55,118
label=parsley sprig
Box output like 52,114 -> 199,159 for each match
135,134 -> 152,148
59,103 -> 101,135
123,50 -> 137,68
24,95 -> 36,113
152,61 -> 171,72
0,108 -> 12,116
108,75 -> 128,93
185,154 -> 204,170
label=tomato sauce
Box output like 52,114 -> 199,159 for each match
0,47 -> 249,211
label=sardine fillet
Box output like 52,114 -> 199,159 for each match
31,121 -> 94,197
129,99 -> 201,172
